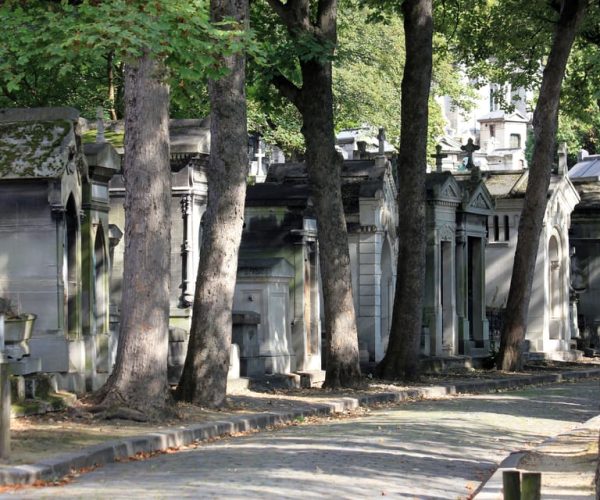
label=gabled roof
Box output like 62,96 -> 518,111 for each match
482,171 -> 527,198
477,110 -> 529,123
0,107 -> 82,180
426,171 -> 462,204
456,177 -> 495,214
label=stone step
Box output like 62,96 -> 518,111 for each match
420,355 -> 473,373
527,350 -> 584,362
295,370 -> 326,389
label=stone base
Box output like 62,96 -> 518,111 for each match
54,372 -> 86,395
526,350 -> 584,363
420,355 -> 473,373
295,370 -> 326,388
7,356 -> 41,376
242,354 -> 293,378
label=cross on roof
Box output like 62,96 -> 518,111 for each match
430,144 -> 448,173
461,138 -> 480,170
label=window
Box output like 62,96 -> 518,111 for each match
489,124 -> 495,138
510,133 -> 521,149
493,215 -> 500,242
490,215 -> 510,243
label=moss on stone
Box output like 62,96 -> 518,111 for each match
82,129 -> 125,148
0,119 -> 72,178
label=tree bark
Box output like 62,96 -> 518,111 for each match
267,0 -> 361,388
175,0 -> 248,407
300,60 -> 361,388
95,50 -> 172,419
497,0 -> 587,371
376,0 -> 433,381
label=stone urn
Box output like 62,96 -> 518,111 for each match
4,313 -> 36,360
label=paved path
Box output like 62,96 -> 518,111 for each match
4,380 -> 599,499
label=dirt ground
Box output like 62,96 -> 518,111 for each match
4,360 -> 600,466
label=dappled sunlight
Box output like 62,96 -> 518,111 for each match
8,381 -> 599,499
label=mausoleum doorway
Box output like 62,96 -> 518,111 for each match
64,195 -> 80,339
548,233 -> 563,341
93,226 -> 109,335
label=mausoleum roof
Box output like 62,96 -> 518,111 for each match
572,180 -> 600,210
477,110 -> 529,123
0,107 -> 81,180
482,171 -> 526,198
569,155 -> 600,181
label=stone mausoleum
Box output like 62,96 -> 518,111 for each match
0,106 -> 585,394
0,107 -> 119,392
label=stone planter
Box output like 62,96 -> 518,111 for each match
4,314 -> 36,360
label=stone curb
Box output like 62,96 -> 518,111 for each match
474,413 -> 600,499
1,368 -> 599,487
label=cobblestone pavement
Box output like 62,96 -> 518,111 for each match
4,380 -> 599,499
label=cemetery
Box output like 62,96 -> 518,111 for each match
0,105 -> 591,396
0,0 -> 598,497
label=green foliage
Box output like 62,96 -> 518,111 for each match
444,0 -> 600,160
248,0 -> 475,157
0,0 -> 245,119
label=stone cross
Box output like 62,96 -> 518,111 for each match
96,107 -> 106,143
461,138 -> 480,170
377,127 -> 386,155
558,142 -> 568,176
430,144 -> 448,173
255,140 -> 266,172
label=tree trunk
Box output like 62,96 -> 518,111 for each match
175,0 -> 248,407
497,0 -> 587,371
376,0 -> 433,381
266,0 -> 361,388
95,50 -> 172,419
299,60 -> 361,388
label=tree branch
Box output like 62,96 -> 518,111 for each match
265,0 -> 313,34
271,71 -> 302,107
316,0 -> 337,40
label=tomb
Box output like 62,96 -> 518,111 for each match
568,153 -> 600,353
108,119 -> 210,341
0,107 -> 119,392
484,163 -> 580,356
454,170 -> 495,356
423,172 -> 461,356
266,154 -> 398,364
423,149 -> 494,359
240,182 -> 321,373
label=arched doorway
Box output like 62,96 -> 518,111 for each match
93,226 -> 109,335
64,195 -> 79,337
380,239 -> 394,356
548,234 -> 563,340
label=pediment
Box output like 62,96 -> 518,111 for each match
437,176 -> 462,203
464,183 -> 495,214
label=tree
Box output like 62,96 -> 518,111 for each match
0,0 -> 234,415
176,0 -> 249,407
376,0 -> 433,380
96,51 -> 172,418
261,0 -> 362,388
497,0 -> 588,370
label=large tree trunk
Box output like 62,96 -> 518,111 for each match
175,0 -> 248,407
299,60 -> 361,388
376,0 -> 433,381
95,51 -> 172,419
497,0 -> 587,371
266,0 -> 361,388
